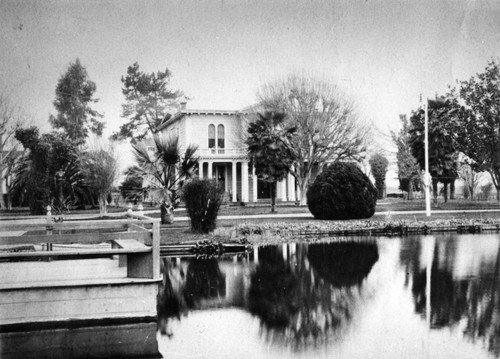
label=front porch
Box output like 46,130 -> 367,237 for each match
197,159 -> 301,203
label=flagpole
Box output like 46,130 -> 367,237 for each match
424,99 -> 431,216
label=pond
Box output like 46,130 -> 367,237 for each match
158,233 -> 500,359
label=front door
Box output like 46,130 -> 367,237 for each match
215,165 -> 226,191
257,179 -> 271,199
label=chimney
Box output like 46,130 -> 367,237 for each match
180,101 -> 187,111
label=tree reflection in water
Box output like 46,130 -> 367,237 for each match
401,235 -> 500,357
184,258 -> 226,308
157,257 -> 226,336
249,241 -> 379,351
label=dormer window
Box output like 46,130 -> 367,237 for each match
208,124 -> 215,148
217,124 -> 225,148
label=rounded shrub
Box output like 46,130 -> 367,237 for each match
182,179 -> 224,233
306,162 -> 377,220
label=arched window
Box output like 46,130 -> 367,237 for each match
217,124 -> 225,148
208,124 -> 215,148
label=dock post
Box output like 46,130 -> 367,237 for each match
45,205 -> 53,255
152,221 -> 161,279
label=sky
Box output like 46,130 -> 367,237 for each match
2,0 -> 500,144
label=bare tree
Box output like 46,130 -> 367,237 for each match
0,95 -> 27,209
458,161 -> 482,200
79,145 -> 119,215
257,75 -> 369,205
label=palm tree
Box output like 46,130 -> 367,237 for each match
246,111 -> 296,213
127,134 -> 198,224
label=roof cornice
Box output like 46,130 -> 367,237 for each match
156,109 -> 254,131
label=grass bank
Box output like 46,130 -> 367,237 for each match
3,199 -> 500,245
160,199 -> 500,244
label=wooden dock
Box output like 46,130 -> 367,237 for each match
0,213 -> 161,327
0,258 -> 159,326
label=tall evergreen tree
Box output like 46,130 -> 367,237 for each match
409,97 -> 459,202
112,62 -> 183,142
369,153 -> 389,199
49,59 -> 104,143
391,115 -> 421,199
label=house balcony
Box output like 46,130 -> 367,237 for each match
196,148 -> 247,160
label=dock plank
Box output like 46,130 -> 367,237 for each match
0,258 -> 159,290
0,246 -> 151,259
0,231 -> 151,246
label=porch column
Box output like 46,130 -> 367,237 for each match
198,161 -> 204,179
241,161 -> 249,202
296,186 -> 301,203
279,179 -> 287,201
252,165 -> 258,202
207,161 -> 213,179
232,161 -> 237,202
288,172 -> 296,202
224,166 -> 229,192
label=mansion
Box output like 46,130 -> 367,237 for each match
155,103 -> 301,203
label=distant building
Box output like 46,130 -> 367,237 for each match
156,104 -> 300,203
1,149 -> 23,208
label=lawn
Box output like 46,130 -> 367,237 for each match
160,198 -> 500,244
3,197 -> 500,218
3,198 -> 500,245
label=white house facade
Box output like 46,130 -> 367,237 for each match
156,105 -> 300,203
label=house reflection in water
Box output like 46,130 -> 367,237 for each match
158,240 -> 379,350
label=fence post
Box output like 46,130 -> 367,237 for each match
118,206 -> 135,268
137,203 -> 144,217
45,205 -> 53,252
152,221 -> 161,279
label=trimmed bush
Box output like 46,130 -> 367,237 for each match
306,162 -> 377,220
182,179 -> 224,233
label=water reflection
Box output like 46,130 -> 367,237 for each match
184,258 -> 226,308
248,242 -> 378,350
158,241 -> 379,351
158,254 -> 245,336
158,235 -> 500,358
401,234 -> 500,357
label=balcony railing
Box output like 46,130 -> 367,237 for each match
197,148 -> 247,157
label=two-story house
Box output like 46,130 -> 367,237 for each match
156,103 -> 299,204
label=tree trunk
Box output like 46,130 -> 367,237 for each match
6,191 -> 12,210
450,180 -> 455,200
443,183 -> 448,203
270,182 -> 276,213
299,180 -> 308,206
0,186 -> 5,209
408,180 -> 414,200
161,201 -> 174,224
432,177 -> 439,204
99,195 -> 107,215
488,171 -> 500,202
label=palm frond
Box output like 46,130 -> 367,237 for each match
131,142 -> 154,166
154,134 -> 179,166
180,144 -> 199,179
